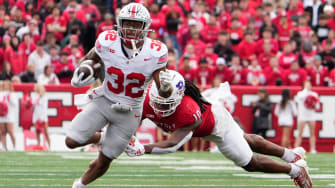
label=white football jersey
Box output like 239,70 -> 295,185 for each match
95,30 -> 168,108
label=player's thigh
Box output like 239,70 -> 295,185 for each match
213,124 -> 253,167
101,108 -> 142,159
66,98 -> 108,144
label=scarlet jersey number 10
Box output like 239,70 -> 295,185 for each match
107,66 -> 146,98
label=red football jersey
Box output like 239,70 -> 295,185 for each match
142,95 -> 215,137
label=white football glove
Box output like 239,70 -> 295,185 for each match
125,136 -> 145,157
71,65 -> 95,88
159,70 -> 172,92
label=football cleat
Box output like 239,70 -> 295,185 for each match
290,147 -> 306,163
293,159 -> 313,188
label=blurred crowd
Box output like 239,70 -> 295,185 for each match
0,0 -> 335,90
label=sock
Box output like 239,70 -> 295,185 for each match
289,163 -> 301,178
73,178 -> 86,188
281,148 -> 295,162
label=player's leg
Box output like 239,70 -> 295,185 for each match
244,133 -> 303,163
0,123 -> 7,150
294,121 -> 306,147
6,123 -> 15,149
44,122 -> 51,148
65,97 -> 108,149
307,121 -> 316,153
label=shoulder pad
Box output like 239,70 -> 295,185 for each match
96,30 -> 119,48
145,38 -> 168,59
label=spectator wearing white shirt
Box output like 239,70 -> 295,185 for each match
28,41 -> 51,80
274,89 -> 297,148
37,65 -> 60,85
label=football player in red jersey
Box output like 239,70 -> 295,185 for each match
126,70 -> 313,188
66,3 -> 171,188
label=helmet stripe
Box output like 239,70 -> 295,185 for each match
131,4 -> 137,18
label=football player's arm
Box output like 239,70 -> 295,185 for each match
144,120 -> 202,154
79,48 -> 102,65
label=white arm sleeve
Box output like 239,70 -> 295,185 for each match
151,131 -> 193,154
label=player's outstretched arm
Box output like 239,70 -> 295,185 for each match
152,68 -> 173,98
145,120 -> 201,154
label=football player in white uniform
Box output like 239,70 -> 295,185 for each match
65,3 -> 172,188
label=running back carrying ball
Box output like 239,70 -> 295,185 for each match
72,59 -> 101,87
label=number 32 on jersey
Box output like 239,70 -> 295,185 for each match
107,66 -> 145,98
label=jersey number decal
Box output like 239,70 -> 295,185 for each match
193,110 -> 201,121
105,30 -> 117,41
107,66 -> 145,98
150,40 -> 162,51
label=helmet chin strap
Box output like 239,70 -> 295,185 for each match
130,39 -> 140,58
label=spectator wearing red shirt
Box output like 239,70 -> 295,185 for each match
276,12 -> 293,50
229,54 -> 247,85
177,19 -> 197,53
54,52 -> 75,83
264,57 -> 284,85
179,43 -> 199,69
295,15 -> 312,40
213,57 -> 233,83
298,41 -> 316,68
4,36 -> 25,75
254,5 -> 264,31
283,60 -> 307,86
278,43 -> 298,69
178,56 -> 195,82
200,15 -> 220,45
286,0 -> 305,22
239,0 -> 256,21
49,46 -> 60,66
96,12 -> 114,38
80,0 -> 101,23
186,30 -> 206,58
167,51 -> 177,70
62,35 -> 84,56
161,0 -> 185,20
18,33 -> 36,71
0,0 -> 15,12
149,3 -> 165,39
202,44 -> 218,67
321,30 -> 335,50
227,17 -> 244,50
307,55 -> 329,86
0,6 -> 6,26
258,40 -> 275,69
246,59 -> 266,86
226,8 -> 248,30
256,29 -> 279,55
11,7 -> 26,28
194,57 -> 214,91
237,32 -> 256,60
63,0 -> 86,25
44,6 -> 67,42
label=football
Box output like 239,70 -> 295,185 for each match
77,60 -> 102,79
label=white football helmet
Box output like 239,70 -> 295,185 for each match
149,70 -> 185,118
117,3 -> 151,43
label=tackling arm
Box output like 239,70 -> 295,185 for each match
152,68 -> 173,98
145,120 -> 201,154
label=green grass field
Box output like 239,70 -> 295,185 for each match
0,151 -> 334,188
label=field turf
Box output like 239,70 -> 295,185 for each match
0,151 -> 334,188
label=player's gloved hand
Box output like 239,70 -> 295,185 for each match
125,136 -> 145,157
71,66 -> 95,88
159,70 -> 172,92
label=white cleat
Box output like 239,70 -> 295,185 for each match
290,147 -> 306,163
292,159 -> 313,188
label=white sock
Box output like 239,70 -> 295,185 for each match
281,148 -> 295,162
73,178 -> 85,188
289,163 -> 301,178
